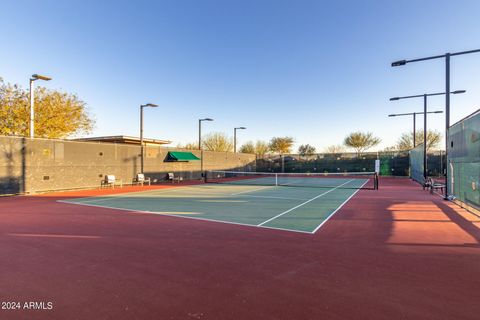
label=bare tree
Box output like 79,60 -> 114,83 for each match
202,132 -> 233,152
396,130 -> 441,151
177,142 -> 198,150
323,144 -> 346,153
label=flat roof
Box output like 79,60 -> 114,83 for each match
73,135 -> 172,145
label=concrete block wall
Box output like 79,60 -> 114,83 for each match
0,136 -> 256,194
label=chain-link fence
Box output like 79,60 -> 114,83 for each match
256,151 -> 445,177
448,109 -> 480,210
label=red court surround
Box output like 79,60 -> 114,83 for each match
0,178 -> 478,319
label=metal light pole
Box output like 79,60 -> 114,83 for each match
388,111 -> 443,148
390,90 -> 465,182
234,127 -> 246,153
140,103 -> 158,173
423,94 -> 427,181
198,118 -> 213,177
29,74 -> 52,138
198,118 -> 214,150
391,48 -> 480,198
413,112 -> 416,147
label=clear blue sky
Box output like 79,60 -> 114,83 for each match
1,0 -> 479,151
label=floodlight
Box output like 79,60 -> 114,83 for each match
31,74 -> 52,81
143,103 -> 158,107
391,60 -> 407,67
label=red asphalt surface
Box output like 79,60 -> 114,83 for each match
0,178 -> 479,320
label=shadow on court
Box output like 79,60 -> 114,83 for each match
0,178 -> 479,319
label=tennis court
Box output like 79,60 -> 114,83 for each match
59,171 -> 378,233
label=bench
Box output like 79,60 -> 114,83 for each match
132,173 -> 151,186
101,175 -> 123,189
425,177 -> 445,194
167,172 -> 182,184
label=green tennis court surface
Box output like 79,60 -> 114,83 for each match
59,181 -> 367,234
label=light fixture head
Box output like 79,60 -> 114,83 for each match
452,90 -> 466,94
31,74 -> 52,81
390,97 -> 400,101
391,60 -> 407,67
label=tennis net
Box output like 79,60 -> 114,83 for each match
204,171 -> 378,190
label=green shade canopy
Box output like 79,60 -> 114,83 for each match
166,151 -> 200,161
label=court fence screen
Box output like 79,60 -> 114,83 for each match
448,109 -> 480,210
255,151 -> 444,178
409,143 -> 425,185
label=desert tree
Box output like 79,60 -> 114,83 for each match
254,140 -> 269,156
343,131 -> 381,156
298,144 -> 316,156
269,137 -> 294,154
239,141 -> 255,154
0,77 -> 94,138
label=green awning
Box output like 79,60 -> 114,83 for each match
166,151 -> 200,161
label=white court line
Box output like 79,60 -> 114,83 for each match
68,185 -> 297,204
310,179 -> 369,234
257,179 -> 355,226
57,199 -> 155,214
62,185 -> 205,203
145,210 -> 313,234
277,179 -> 304,186
56,199 -> 313,234
58,178 -> 369,234
235,194 -> 309,201
63,184 -> 249,204
230,185 -> 273,195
